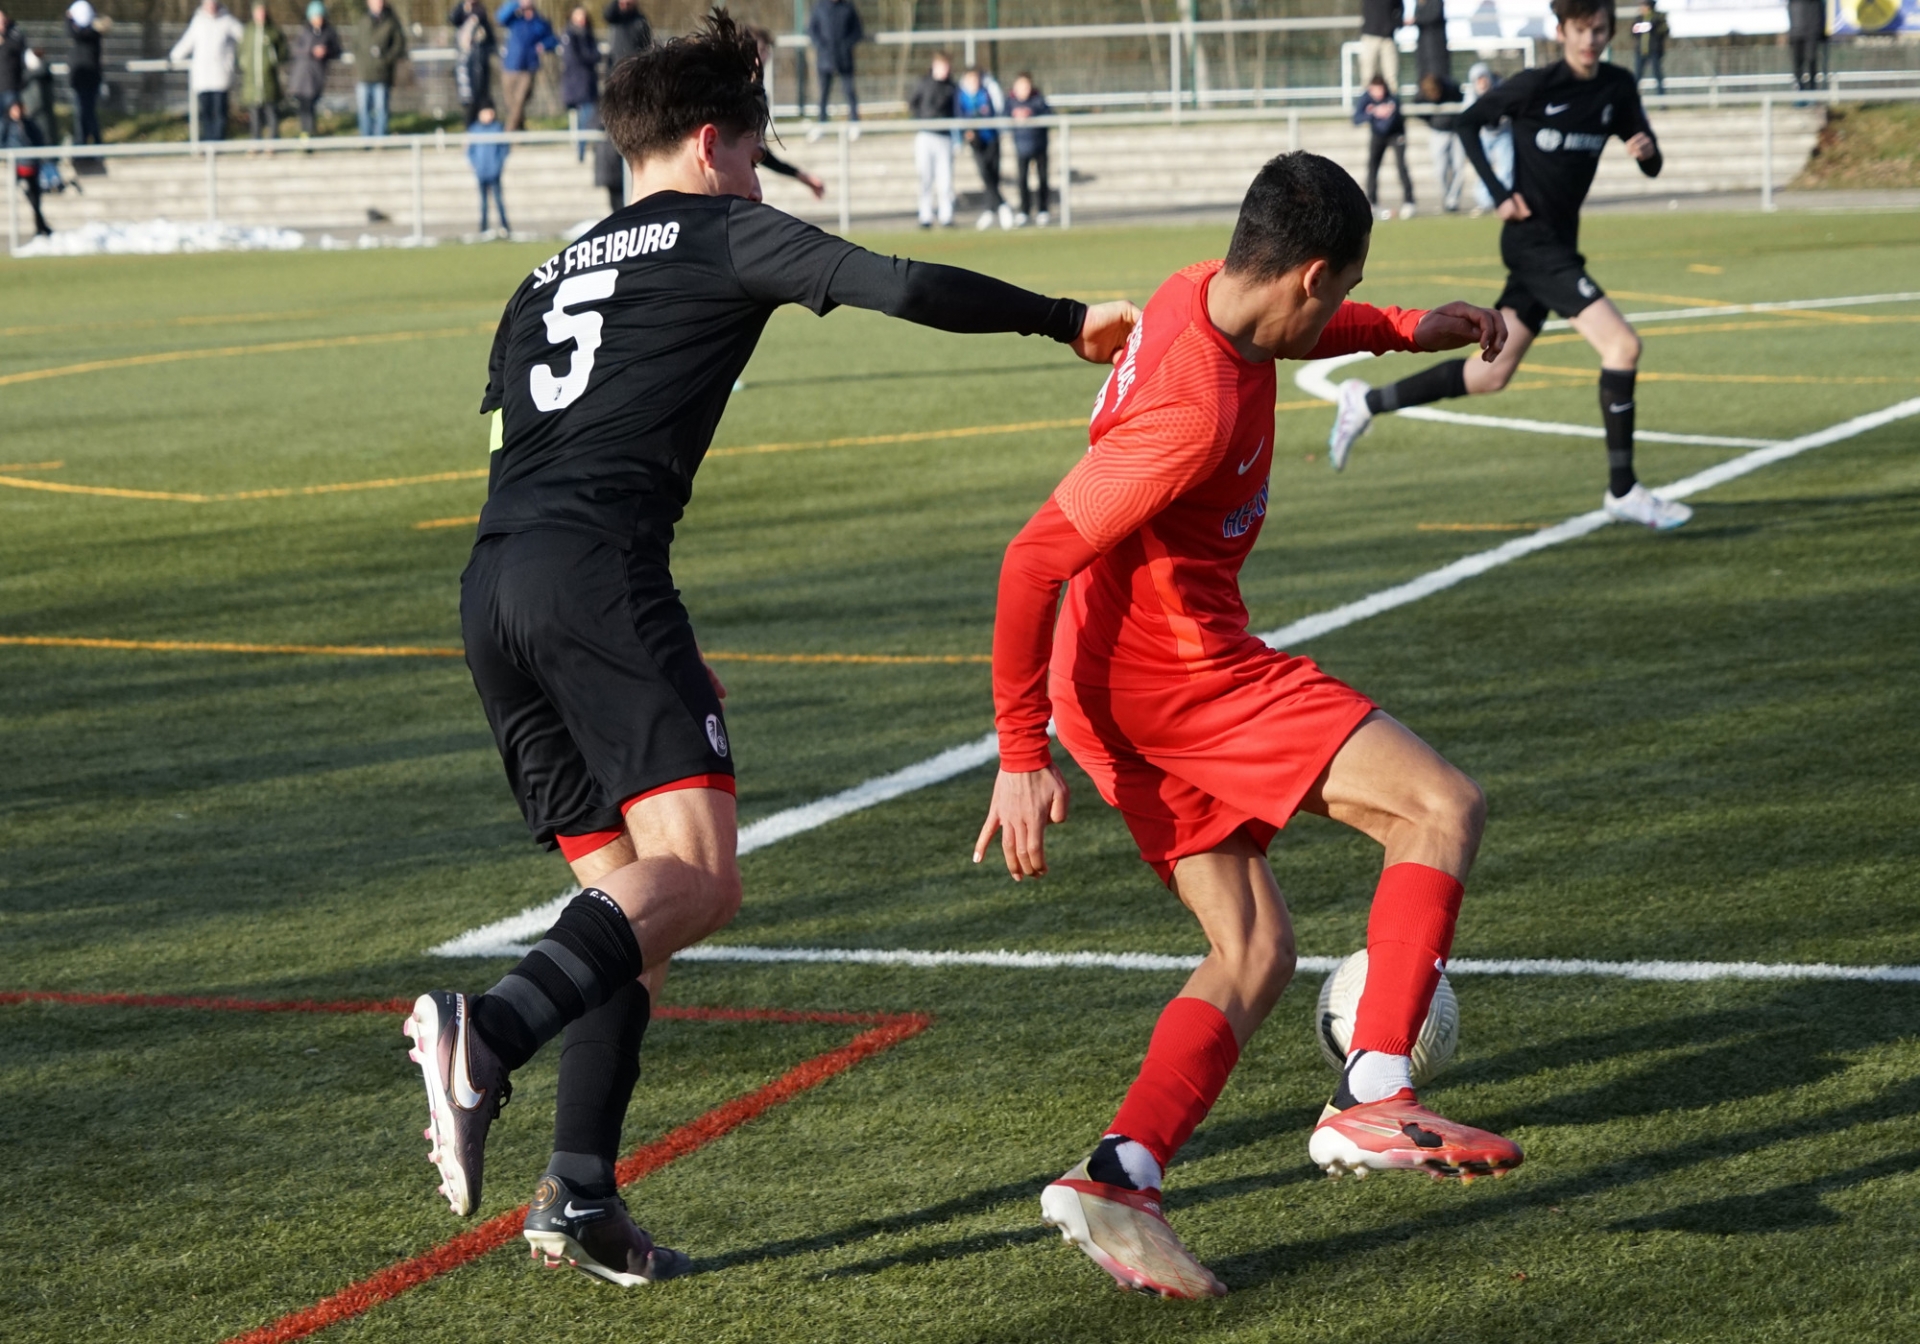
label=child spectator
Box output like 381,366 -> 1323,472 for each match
1007,71 -> 1051,226
288,1 -> 338,140
957,65 -> 1010,231
1353,72 -> 1414,219
1462,61 -> 1512,215
561,6 -> 598,159
239,1 -> 290,145
1418,71 -> 1464,213
466,102 -> 510,235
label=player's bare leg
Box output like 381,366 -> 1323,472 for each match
1460,305 -> 1537,395
1297,710 -> 1522,1180
1042,831 -> 1293,1298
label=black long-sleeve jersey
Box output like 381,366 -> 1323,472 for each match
478,191 -> 1086,552
1456,61 -> 1661,247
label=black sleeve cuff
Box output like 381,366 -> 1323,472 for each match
1045,297 -> 1087,344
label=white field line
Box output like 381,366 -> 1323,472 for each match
1541,290 -> 1920,329
432,291 -> 1920,965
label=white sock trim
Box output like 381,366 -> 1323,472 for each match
1344,1049 -> 1414,1104
1100,1135 -> 1165,1191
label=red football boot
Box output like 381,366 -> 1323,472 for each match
1308,1089 -> 1523,1182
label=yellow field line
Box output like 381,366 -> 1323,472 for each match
1534,314 -> 1920,346
414,515 -> 480,530
0,299 -> 496,339
0,633 -> 989,665
1525,361 -> 1909,385
0,459 -> 62,472
705,418 -> 1088,458
0,324 -> 493,388
0,474 -> 212,501
221,468 -> 491,501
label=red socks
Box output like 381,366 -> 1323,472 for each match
1107,996 -> 1241,1171
1350,862 -> 1464,1056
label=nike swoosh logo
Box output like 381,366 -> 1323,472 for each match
1236,437 -> 1266,475
1608,401 -> 1634,413
1545,102 -> 1569,115
452,999 -> 484,1109
563,1201 -> 608,1220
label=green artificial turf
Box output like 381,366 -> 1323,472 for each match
3,211 -> 1919,1343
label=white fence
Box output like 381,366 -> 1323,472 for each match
8,85 -> 1918,254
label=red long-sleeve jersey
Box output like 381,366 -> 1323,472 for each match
993,260 -> 1424,772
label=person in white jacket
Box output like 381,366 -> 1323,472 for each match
171,0 -> 244,141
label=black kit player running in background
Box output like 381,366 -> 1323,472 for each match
1326,0 -> 1695,532
403,11 -> 1140,1289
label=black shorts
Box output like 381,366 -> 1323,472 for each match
1496,230 -> 1606,334
460,528 -> 733,848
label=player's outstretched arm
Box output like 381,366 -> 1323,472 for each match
974,764 -> 1071,881
1413,302 -> 1507,362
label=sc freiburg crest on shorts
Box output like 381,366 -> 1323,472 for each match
705,713 -> 729,758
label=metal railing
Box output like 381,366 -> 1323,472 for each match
10,85 -> 1920,254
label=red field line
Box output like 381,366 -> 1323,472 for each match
0,988 -> 908,1027
1,988 -> 932,1344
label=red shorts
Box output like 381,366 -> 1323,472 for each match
1051,651 -> 1375,884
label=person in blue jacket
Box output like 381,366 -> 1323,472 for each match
495,0 -> 556,130
956,65 -> 1010,230
466,101 -> 510,234
1353,71 -> 1415,219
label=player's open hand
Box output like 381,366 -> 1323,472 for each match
974,765 -> 1070,880
1496,191 -> 1532,222
1624,131 -> 1657,162
1072,300 -> 1142,367
1413,301 -> 1508,362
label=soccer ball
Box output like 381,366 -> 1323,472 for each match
1314,949 -> 1460,1086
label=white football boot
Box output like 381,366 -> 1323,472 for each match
1040,1160 -> 1226,1298
1603,483 -> 1693,531
1327,378 -> 1375,472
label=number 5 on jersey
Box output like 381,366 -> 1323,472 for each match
531,269 -> 618,412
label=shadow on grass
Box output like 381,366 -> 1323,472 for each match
1607,1149 -> 1920,1235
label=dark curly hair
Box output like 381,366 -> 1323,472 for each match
601,9 -> 768,165
1550,0 -> 1615,30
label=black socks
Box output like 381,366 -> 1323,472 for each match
548,977 -> 653,1197
469,888 -> 644,1071
1367,358 -> 1468,415
1600,367 -> 1638,498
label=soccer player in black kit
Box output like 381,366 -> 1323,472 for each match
400,12 -> 1139,1289
1326,0 -> 1694,532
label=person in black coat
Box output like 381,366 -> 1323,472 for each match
561,5 -> 599,158
1788,0 -> 1824,91
0,9 -> 26,112
3,98 -> 49,234
1412,0 -> 1448,80
601,0 -> 649,67
806,0 -> 862,129
66,1 -> 107,147
448,0 -> 495,124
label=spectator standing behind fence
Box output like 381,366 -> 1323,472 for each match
1462,60 -> 1511,215
351,0 -> 406,136
3,98 -> 48,234
21,45 -> 53,147
449,0 -> 495,124
239,2 -> 290,146
467,102 -> 510,234
1007,72 -> 1051,227
957,65 -> 1011,231
288,1 -> 337,140
0,9 -> 26,113
908,51 -> 955,228
172,0 -> 244,141
1412,0 -> 1449,80
1788,0 -> 1824,92
805,0 -> 862,140
603,0 -> 649,66
1355,71 -> 1415,219
1632,0 -> 1667,94
561,7 -> 598,160
1418,71 -> 1465,213
746,24 -> 828,200
1357,0 -> 1404,91
495,0 -> 555,132
65,2 -> 106,148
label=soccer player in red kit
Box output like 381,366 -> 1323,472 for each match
974,152 -> 1524,1299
